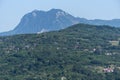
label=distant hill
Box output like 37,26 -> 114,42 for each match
0,9 -> 120,36
1,24 -> 120,79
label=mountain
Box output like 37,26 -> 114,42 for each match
0,9 -> 80,36
1,23 -> 120,79
79,19 -> 120,27
0,9 -> 120,36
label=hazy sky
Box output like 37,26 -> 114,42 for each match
0,0 -> 120,32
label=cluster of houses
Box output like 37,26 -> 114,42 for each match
103,68 -> 114,73
105,52 -> 117,56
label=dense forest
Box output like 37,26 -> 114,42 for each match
1,24 -> 120,80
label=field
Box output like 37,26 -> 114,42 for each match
109,41 -> 119,46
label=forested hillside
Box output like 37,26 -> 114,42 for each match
0,24 -> 120,80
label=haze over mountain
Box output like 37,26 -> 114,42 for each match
0,9 -> 120,36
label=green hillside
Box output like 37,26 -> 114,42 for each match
1,24 -> 120,80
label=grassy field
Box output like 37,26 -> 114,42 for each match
109,41 -> 119,46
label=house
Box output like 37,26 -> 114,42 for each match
61,76 -> 67,80
103,68 -> 114,73
105,53 -> 112,56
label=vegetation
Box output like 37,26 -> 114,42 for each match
0,24 -> 120,80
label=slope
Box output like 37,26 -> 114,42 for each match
0,24 -> 120,79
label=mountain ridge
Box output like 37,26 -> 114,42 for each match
0,9 -> 120,36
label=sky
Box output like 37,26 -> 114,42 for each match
0,0 -> 120,32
